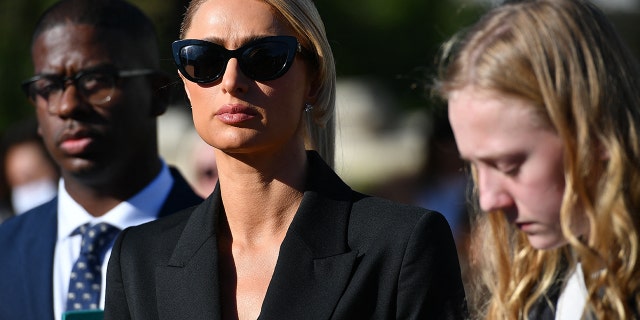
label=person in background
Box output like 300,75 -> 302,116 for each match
0,116 -> 59,221
181,129 -> 218,198
190,137 -> 219,198
104,0 -> 467,318
0,0 -> 203,319
437,0 -> 640,318
371,110 -> 470,249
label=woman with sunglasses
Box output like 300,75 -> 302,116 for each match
437,0 -> 640,318
104,0 -> 467,319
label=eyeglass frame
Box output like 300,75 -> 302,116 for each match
21,67 -> 157,106
172,35 -> 308,84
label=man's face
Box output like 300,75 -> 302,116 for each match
30,23 -> 158,183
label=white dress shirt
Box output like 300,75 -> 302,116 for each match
53,162 -> 173,320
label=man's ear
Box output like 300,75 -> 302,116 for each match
149,71 -> 173,117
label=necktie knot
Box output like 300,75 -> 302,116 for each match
73,222 -> 120,258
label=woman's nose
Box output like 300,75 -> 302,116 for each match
477,169 -> 515,212
221,58 -> 249,94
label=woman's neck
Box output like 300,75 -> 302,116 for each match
215,147 -> 307,247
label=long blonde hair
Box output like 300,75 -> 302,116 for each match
179,0 -> 336,167
437,0 -> 640,318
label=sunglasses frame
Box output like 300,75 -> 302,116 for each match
172,35 -> 303,84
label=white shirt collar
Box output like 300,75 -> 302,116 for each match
56,161 -> 174,240
556,262 -> 590,320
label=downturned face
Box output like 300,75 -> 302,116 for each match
448,86 -> 568,250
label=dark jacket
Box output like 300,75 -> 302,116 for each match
0,167 -> 203,320
105,152 -> 468,319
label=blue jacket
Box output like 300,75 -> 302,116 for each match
0,167 -> 203,320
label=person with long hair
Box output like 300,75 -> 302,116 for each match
105,0 -> 468,318
436,0 -> 640,318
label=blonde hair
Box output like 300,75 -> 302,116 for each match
179,0 -> 336,167
437,0 -> 640,318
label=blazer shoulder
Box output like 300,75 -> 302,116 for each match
124,204 -> 196,241
351,193 -> 445,226
115,186 -> 214,266
348,193 -> 454,248
114,205 -> 196,267
0,198 -> 57,242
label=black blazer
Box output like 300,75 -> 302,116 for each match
0,167 -> 203,320
105,152 -> 468,319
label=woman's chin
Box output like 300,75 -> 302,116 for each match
527,234 -> 568,250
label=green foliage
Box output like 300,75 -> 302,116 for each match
0,0 -> 58,130
316,0 -> 483,110
0,0 -> 482,132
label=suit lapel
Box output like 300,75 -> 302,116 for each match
259,152 -> 357,320
156,189 -> 222,320
155,152 -> 356,320
25,199 -> 58,319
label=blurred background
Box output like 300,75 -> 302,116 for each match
0,0 -> 484,191
0,0 -> 638,220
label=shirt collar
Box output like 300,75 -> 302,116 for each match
57,161 -> 173,240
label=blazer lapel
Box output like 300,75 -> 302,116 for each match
156,152 -> 356,320
24,199 -> 58,319
156,189 -> 222,320
259,152 -> 357,320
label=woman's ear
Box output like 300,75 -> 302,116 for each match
304,75 -> 321,105
149,71 -> 173,117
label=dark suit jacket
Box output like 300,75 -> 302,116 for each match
0,167 -> 203,320
105,152 -> 467,319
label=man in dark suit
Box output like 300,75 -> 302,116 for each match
0,1 -> 203,319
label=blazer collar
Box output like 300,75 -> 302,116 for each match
156,151 -> 357,320
156,186 -> 221,320
260,151 -> 357,319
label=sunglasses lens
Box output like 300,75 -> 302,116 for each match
173,36 -> 298,83
178,44 -> 226,83
241,42 -> 291,81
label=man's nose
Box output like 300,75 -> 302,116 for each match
48,85 -> 84,117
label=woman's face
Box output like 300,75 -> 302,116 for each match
181,0 -> 315,156
448,86 -> 568,250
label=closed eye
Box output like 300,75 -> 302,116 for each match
495,155 -> 525,177
498,164 -> 520,176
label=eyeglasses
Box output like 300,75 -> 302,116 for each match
172,36 -> 304,84
21,67 -> 156,106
